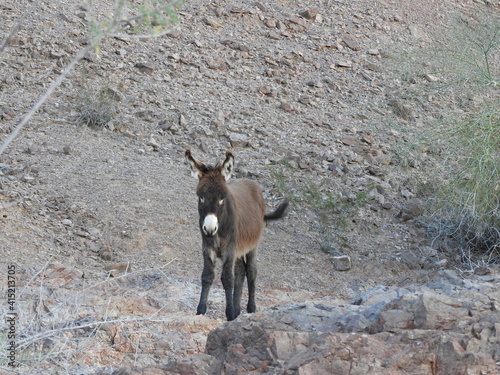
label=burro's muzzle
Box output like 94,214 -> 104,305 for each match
203,214 -> 218,237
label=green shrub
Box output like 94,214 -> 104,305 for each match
404,13 -> 499,267
425,103 -> 499,265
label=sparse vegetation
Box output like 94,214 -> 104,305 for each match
75,86 -> 121,128
0,0 -> 183,156
424,103 -> 499,268
0,261 -> 179,374
271,161 -> 370,254
1,1 -> 185,372
2,0 -> 500,373
399,13 -> 499,268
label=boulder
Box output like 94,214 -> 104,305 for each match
200,271 -> 500,375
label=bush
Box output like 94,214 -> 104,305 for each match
75,86 -> 121,128
405,13 -> 499,267
425,104 -> 499,267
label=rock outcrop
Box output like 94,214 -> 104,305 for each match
124,270 -> 499,375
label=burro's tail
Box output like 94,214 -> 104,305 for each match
264,201 -> 289,221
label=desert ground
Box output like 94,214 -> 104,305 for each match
0,0 -> 498,373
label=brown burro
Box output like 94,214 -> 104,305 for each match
185,150 -> 288,321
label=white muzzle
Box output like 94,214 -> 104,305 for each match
203,214 -> 219,237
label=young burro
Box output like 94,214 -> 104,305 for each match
185,150 -> 288,321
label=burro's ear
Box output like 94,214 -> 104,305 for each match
185,149 -> 205,179
221,151 -> 234,181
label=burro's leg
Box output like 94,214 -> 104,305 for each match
221,251 -> 236,321
197,248 -> 215,315
233,257 -> 245,318
245,248 -> 257,313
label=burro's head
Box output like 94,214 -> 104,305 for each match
185,150 -> 234,238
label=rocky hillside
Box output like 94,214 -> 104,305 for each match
0,0 -> 498,374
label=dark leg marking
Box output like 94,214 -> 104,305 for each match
233,257 -> 246,318
245,248 -> 257,313
221,253 -> 236,321
197,250 -> 215,315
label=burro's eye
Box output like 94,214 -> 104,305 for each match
218,198 -> 224,206
199,196 -> 205,203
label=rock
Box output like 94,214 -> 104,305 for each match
104,262 -> 132,276
229,134 -> 251,148
22,175 -> 36,184
336,60 -> 353,68
279,102 -> 295,113
202,271 -> 500,374
365,62 -> 383,72
306,80 -> 322,88
422,246 -> 438,258
43,263 -> 84,287
299,8 -> 319,20
399,250 -> 423,270
399,197 -> 424,221
389,100 -> 414,121
254,2 -> 266,11
221,40 -> 250,52
62,145 -> 72,155
313,14 -> 323,24
259,85 -> 273,96
179,114 -> 188,127
424,74 -> 438,82
160,353 -> 222,375
400,189 -> 414,199
212,110 -> 225,127
61,218 -> 73,226
49,51 -> 65,59
84,51 -> 100,62
165,29 -> 181,38
374,154 -> 392,165
371,309 -> 414,332
146,136 -> 160,149
289,17 -> 307,28
201,17 -> 222,29
267,31 -> 280,40
413,292 -> 469,330
409,25 -> 426,40
328,164 -> 344,176
135,63 -> 155,75
474,267 -> 491,276
342,35 -> 361,51
366,165 -> 385,176
158,120 -> 172,131
341,137 -> 364,148
298,160 -> 309,169
331,255 -> 351,271
100,250 -> 113,261
264,18 -> 276,28
298,95 -> 312,105
206,56 -> 229,70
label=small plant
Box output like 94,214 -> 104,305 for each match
75,86 -> 120,128
271,161 -> 370,253
0,0 -> 184,156
430,14 -> 499,90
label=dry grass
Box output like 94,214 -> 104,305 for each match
0,259 -> 186,375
